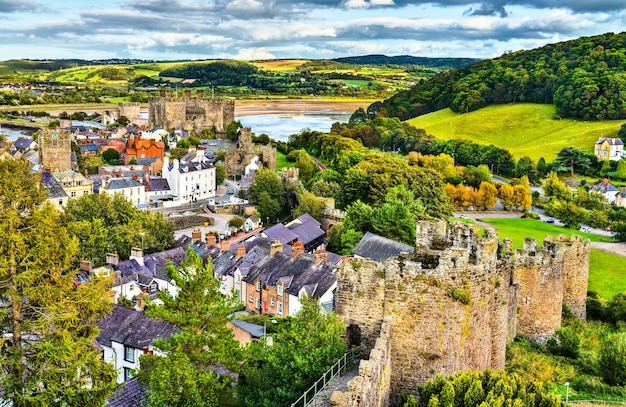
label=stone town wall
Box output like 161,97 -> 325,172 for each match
118,102 -> 141,123
559,235 -> 591,319
334,221 -> 591,406
332,318 -> 393,407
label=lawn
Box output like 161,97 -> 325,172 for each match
276,150 -> 295,171
479,217 -> 625,300
407,104 -> 626,162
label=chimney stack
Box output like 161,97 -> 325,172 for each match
184,90 -> 191,99
235,245 -> 247,260
206,233 -> 217,248
291,241 -> 304,259
197,90 -> 204,100
220,238 -> 230,253
192,229 -> 202,243
80,258 -> 93,272
270,240 -> 283,256
159,90 -> 166,97
130,247 -> 144,266
314,248 -> 328,265
106,252 -> 119,266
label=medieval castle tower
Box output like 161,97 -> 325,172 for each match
224,127 -> 276,176
148,90 -> 234,134
333,220 -> 590,407
38,128 -> 72,172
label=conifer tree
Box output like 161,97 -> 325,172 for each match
0,159 -> 116,406
138,248 -> 243,407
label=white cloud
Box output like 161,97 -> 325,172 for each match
235,47 -> 276,60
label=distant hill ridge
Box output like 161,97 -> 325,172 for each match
368,31 -> 626,122
332,54 -> 483,68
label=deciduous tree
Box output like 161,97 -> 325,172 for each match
0,159 -> 116,406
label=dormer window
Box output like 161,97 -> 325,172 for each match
277,285 -> 283,296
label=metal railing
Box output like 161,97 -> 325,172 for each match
568,401 -> 626,405
290,347 -> 361,407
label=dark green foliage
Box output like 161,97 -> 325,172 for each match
225,120 -> 242,141
215,163 -> 227,185
409,370 -> 564,407
547,327 -> 580,358
599,333 -> 626,386
552,147 -> 596,177
370,32 -> 626,122
619,123 -> 626,143
101,147 -> 120,164
239,295 -> 346,407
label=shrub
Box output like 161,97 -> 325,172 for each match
598,332 -> 626,386
547,327 -> 580,358
447,287 -> 471,305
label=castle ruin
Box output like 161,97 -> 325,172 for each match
148,90 -> 234,134
39,128 -> 72,172
224,127 -> 276,176
333,220 -> 590,407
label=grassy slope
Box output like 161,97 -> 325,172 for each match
478,218 -> 626,300
407,104 -> 625,162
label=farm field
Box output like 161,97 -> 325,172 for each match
479,217 -> 625,300
407,104 -> 626,162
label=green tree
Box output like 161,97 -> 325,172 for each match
463,165 -> 491,189
553,147 -> 592,177
617,159 -> 626,179
618,122 -> 626,143
292,192 -> 325,221
295,149 -> 318,184
0,159 -> 116,406
598,332 -> 626,386
248,168 -> 285,209
225,120 -> 243,141
228,215 -> 246,230
215,163 -> 227,186
102,147 -> 120,164
257,190 -> 282,223
542,172 -> 573,201
138,249 -> 243,406
128,156 -> 138,165
240,295 -> 346,407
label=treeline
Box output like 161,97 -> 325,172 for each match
332,54 -> 483,69
288,115 -> 517,177
369,32 -> 626,121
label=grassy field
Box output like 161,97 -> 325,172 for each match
407,104 -> 626,162
478,217 -> 625,300
276,150 -> 295,171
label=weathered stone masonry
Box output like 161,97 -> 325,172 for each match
333,221 -> 590,407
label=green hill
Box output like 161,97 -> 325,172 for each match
407,103 -> 625,161
370,31 -> 626,122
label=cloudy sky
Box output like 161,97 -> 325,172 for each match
0,0 -> 623,61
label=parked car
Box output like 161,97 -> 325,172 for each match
580,226 -> 591,232
520,213 -> 530,218
168,212 -> 182,218
543,218 -> 555,223
457,214 -> 468,219
228,189 -> 234,194
605,226 -> 613,231
182,211 -> 195,216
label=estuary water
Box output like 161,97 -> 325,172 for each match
237,110 -> 352,142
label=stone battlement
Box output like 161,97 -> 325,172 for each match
334,220 -> 590,406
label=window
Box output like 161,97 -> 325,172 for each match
249,295 -> 253,303
277,302 -> 283,315
124,345 -> 135,363
71,191 -> 77,198
271,298 -> 275,307
256,298 -> 261,310
124,367 -> 133,382
150,283 -> 158,293
277,285 -> 283,296
256,281 -> 261,292
236,275 -> 241,284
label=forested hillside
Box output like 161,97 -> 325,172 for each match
369,31 -> 626,121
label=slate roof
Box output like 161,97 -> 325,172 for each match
290,219 -> 325,247
596,137 -> 624,146
242,251 -> 337,300
230,319 -> 264,339
352,231 -> 413,261
40,171 -> 68,199
80,143 -> 99,152
145,178 -> 170,192
136,157 -> 158,166
97,305 -> 180,349
103,177 -> 143,190
263,223 -> 298,245
590,182 -> 620,194
106,377 -> 147,407
14,137 -> 35,150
